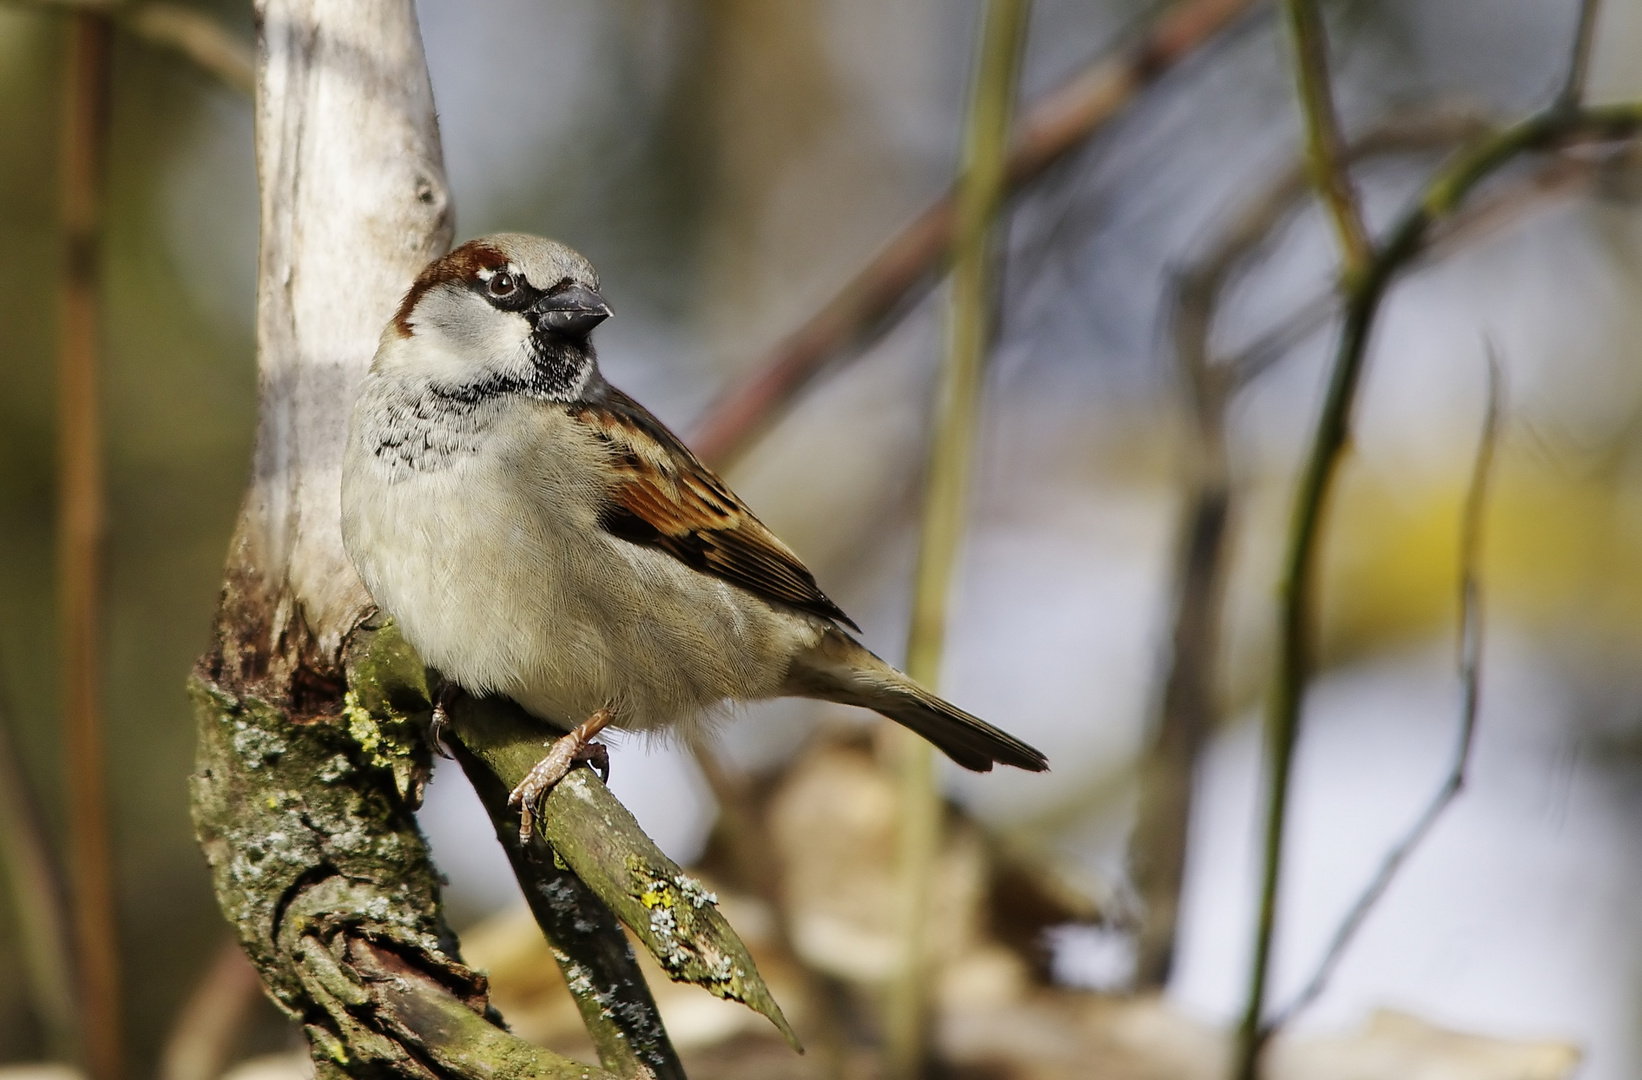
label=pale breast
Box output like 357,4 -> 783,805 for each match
342,386 -> 822,733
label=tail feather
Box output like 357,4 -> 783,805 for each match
783,628 -> 1049,774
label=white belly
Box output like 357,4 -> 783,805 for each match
341,390 -> 821,733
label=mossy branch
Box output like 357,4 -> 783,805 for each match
189,627 -> 616,1080
343,619 -> 689,1079
446,690 -> 799,1055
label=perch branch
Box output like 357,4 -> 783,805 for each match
1231,100 -> 1642,1080
888,2 -> 1031,1077
1262,351 -> 1500,1036
187,1 -> 630,1075
448,692 -> 797,1060
687,0 -> 1261,467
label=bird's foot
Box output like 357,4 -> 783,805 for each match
428,683 -> 460,760
507,708 -> 613,842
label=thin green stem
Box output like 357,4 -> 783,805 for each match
1281,0 -> 1372,272
1262,353 -> 1500,1036
1558,0 -> 1603,109
886,1 -> 1031,1076
1230,101 -> 1642,1080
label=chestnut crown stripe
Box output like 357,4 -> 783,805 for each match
391,242 -> 510,336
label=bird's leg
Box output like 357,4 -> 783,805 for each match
506,708 -> 613,841
428,682 -> 460,760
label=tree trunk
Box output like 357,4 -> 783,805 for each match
188,3 -> 615,1075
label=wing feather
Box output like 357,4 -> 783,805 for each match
570,386 -> 859,630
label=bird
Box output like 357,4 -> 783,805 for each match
341,233 -> 1048,838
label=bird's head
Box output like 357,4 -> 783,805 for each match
380,233 -> 611,402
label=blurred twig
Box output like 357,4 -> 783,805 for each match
125,3 -> 253,93
1222,140 -> 1626,384
1280,0 -> 1370,271
57,12 -> 122,1080
2,0 -> 254,94
887,3 -> 1031,1077
0,678 -> 77,1057
688,0 -> 1261,468
1262,351 -> 1501,1037
693,745 -> 849,1079
1230,100 -> 1642,1080
157,939 -> 262,1080
1558,0 -> 1603,110
1129,107 -> 1487,988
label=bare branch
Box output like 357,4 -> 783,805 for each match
1,0 -> 254,95
887,2 -> 1032,1075
57,13 -> 121,1078
1262,352 -> 1501,1035
1130,106 -> 1487,987
1225,138 -> 1620,387
158,941 -> 262,1080
1231,100 -> 1642,1080
1281,0 -> 1372,271
687,0 -> 1261,467
127,3 -> 254,95
0,676 -> 76,1057
1559,0 -> 1604,110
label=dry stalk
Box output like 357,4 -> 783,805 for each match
887,3 -> 1032,1077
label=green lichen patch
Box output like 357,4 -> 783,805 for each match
341,620 -> 436,804
188,670 -> 448,1016
542,773 -> 799,1051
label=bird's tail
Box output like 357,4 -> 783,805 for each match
782,627 -> 1048,773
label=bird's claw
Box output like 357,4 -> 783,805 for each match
584,740 -> 610,784
428,698 -> 455,760
506,708 -> 613,842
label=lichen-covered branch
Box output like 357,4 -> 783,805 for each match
451,741 -> 683,1080
191,1 -> 630,1075
449,697 -> 798,1057
190,638 -> 613,1080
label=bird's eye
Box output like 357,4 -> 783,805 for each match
488,271 -> 517,298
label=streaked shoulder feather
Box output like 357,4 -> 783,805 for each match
568,384 -> 859,630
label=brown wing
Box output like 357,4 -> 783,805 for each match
569,385 -> 859,630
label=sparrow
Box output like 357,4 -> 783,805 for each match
341,233 -> 1048,837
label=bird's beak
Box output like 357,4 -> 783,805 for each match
531,284 -> 611,341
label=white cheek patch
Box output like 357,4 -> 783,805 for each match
408,285 -> 533,381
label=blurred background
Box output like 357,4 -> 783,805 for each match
3,0 -> 1642,1077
